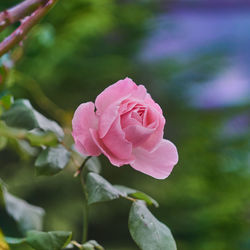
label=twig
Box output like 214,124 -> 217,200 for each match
0,0 -> 58,57
71,240 -> 83,249
74,157 -> 92,244
122,195 -> 136,202
74,156 -> 92,177
0,0 -> 48,32
0,122 -> 58,146
80,170 -> 89,244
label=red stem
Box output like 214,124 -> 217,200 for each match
0,0 -> 48,32
0,0 -> 58,57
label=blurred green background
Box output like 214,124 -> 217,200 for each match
0,0 -> 250,249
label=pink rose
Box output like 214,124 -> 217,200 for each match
72,78 -> 178,179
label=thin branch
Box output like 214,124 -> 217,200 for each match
71,241 -> 83,249
80,170 -> 89,244
74,156 -> 92,178
0,0 -> 48,32
0,0 -> 58,57
0,122 -> 58,146
122,195 -> 136,202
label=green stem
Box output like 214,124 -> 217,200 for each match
71,240 -> 84,249
81,174 -> 88,243
78,157 -> 91,244
74,156 -> 91,177
0,123 -> 26,139
0,122 -> 58,146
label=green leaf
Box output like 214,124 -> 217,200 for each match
131,192 -> 159,207
26,231 -> 72,250
81,240 -> 104,250
4,236 -> 31,250
16,139 -> 38,157
72,147 -> 102,174
1,99 -> 64,139
6,241 -> 33,250
85,157 -> 101,174
35,145 -> 71,176
4,193 -> 45,233
0,184 -> 45,234
0,121 -> 58,147
128,201 -> 176,250
113,185 -> 137,195
4,237 -> 25,245
26,129 -> 58,147
114,185 -> 159,207
86,173 -> 121,205
5,231 -> 72,250
86,175 -> 158,207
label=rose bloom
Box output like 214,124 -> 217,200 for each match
72,78 -> 178,179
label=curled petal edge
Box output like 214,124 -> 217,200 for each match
131,139 -> 178,179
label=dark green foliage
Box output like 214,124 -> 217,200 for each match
85,157 -> 101,174
0,182 -> 44,235
129,201 -> 176,250
86,173 -> 121,205
26,129 -> 58,147
81,240 -> 104,250
25,231 -> 72,250
35,145 -> 71,176
114,185 -> 159,207
2,99 -> 64,139
86,173 -> 159,208
6,230 -> 72,250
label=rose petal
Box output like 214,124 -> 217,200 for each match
131,139 -> 178,179
145,93 -> 163,114
90,129 -> 133,167
119,99 -> 137,115
141,110 -> 165,151
131,85 -> 147,100
142,107 -> 158,127
98,103 -> 119,138
74,133 -> 101,156
123,125 -> 154,147
95,77 -> 137,115
73,136 -> 88,156
102,117 -> 134,161
120,109 -> 141,128
72,102 -> 101,156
